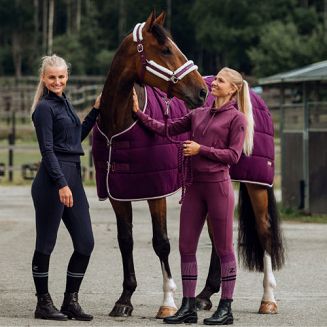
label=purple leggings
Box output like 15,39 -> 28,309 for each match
179,179 -> 237,299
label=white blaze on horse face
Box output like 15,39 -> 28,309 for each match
161,262 -> 177,309
262,252 -> 277,302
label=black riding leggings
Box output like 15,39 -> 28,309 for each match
31,161 -> 94,256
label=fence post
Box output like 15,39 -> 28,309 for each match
8,111 -> 16,182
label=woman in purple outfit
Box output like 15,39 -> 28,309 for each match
133,67 -> 254,325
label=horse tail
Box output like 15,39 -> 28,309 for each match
267,185 -> 285,270
237,183 -> 285,272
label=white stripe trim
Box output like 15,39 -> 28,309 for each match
132,23 -> 140,42
232,179 -> 273,188
67,272 -> 85,277
147,60 -> 174,75
32,273 -> 48,276
174,60 -> 194,74
146,67 -> 170,81
132,22 -> 146,42
177,65 -> 198,80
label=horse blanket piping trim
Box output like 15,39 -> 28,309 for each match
94,87 -> 181,202
233,179 -> 273,187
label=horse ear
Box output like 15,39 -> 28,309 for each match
154,11 -> 166,26
144,10 -> 156,32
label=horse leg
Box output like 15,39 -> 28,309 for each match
245,184 -> 278,314
147,198 -> 177,319
109,199 -> 136,317
195,217 -> 221,311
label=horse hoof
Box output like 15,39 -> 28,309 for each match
109,303 -> 133,317
155,306 -> 177,319
258,301 -> 278,314
196,297 -> 212,311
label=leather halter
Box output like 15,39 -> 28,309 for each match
133,22 -> 198,99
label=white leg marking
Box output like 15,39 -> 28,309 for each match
262,252 -> 277,302
161,262 -> 177,309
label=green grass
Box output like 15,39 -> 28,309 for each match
0,136 -> 94,184
280,206 -> 327,223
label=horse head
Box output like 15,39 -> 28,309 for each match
100,11 -> 207,135
132,11 -> 208,109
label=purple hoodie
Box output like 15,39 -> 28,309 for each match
135,100 -> 247,182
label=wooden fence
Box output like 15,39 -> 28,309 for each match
0,76 -> 104,183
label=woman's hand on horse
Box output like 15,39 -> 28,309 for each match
183,140 -> 200,156
94,93 -> 102,109
59,186 -> 73,207
132,88 -> 139,112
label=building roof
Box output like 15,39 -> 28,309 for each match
258,60 -> 327,85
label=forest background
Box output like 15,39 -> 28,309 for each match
1,0 -> 326,80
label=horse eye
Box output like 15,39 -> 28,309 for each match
162,47 -> 171,55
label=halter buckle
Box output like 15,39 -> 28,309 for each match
137,43 -> 144,53
170,75 -> 179,84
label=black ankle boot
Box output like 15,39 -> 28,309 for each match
203,299 -> 233,325
163,297 -> 197,324
35,293 -> 68,320
60,292 -> 93,321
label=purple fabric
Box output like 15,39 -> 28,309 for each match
92,85 -> 189,200
220,254 -> 237,300
181,259 -> 197,297
179,180 -> 236,297
203,76 -> 275,186
135,101 -> 246,182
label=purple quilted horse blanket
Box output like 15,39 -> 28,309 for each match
92,85 -> 189,201
203,76 -> 275,186
93,77 -> 275,201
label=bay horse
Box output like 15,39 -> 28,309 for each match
94,11 -> 207,318
94,10 -> 285,318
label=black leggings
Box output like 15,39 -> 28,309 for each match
31,161 -> 94,256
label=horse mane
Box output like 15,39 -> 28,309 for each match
151,23 -> 171,45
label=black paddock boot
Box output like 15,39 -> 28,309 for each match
163,297 -> 197,324
60,292 -> 93,321
35,293 -> 68,320
203,299 -> 233,325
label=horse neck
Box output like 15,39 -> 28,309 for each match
99,44 -> 136,137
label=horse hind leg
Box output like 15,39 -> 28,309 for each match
260,252 -> 278,314
109,199 -> 136,317
147,198 -> 177,319
245,184 -> 278,314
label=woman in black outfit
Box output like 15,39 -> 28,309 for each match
31,54 -> 100,321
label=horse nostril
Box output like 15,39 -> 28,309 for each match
199,88 -> 207,100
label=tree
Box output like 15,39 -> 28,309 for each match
0,0 -> 34,76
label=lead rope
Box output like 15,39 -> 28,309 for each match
163,98 -> 192,204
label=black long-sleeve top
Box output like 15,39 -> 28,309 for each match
32,91 -> 99,189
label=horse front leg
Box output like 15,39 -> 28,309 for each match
109,199 -> 136,317
147,198 -> 177,319
246,184 -> 278,314
196,217 -> 221,311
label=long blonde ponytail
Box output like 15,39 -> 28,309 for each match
220,67 -> 254,156
237,80 -> 254,156
31,54 -> 69,115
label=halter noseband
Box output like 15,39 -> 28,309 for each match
133,22 -> 198,98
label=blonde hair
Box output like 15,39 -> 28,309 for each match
31,54 -> 69,114
220,67 -> 254,156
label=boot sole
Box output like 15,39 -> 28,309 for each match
34,312 -> 68,321
164,316 -> 198,324
61,311 -> 93,321
203,317 -> 233,325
